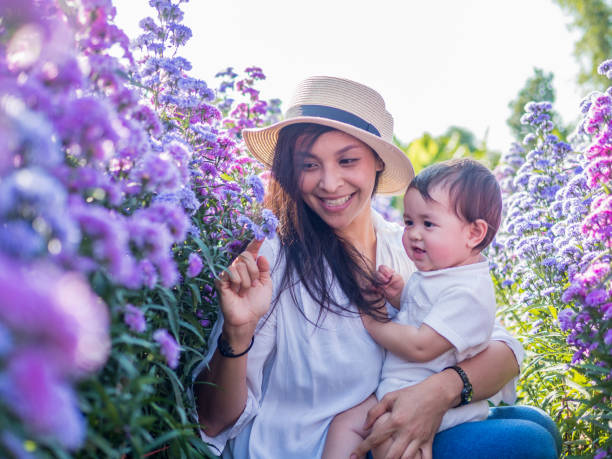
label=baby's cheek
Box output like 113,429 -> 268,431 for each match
401,229 -> 410,253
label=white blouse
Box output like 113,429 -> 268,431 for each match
196,211 -> 524,458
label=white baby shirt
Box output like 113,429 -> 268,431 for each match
377,261 -> 497,431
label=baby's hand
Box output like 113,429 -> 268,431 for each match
376,265 -> 404,309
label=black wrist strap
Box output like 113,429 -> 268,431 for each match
217,334 -> 254,358
443,365 -> 473,407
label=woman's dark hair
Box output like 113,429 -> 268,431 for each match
265,123 -> 386,323
408,158 -> 502,251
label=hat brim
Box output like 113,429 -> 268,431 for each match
243,116 -> 414,196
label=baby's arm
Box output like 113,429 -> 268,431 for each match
322,395 -> 377,459
363,316 -> 453,363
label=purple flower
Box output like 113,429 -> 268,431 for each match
0,220 -> 45,259
0,349 -> 85,449
187,252 -> 203,277
247,175 -> 265,203
602,303 -> 612,320
558,308 -> 576,332
585,288 -> 609,307
157,256 -> 179,287
604,330 -> 612,346
132,152 -> 182,193
153,329 -> 180,369
252,223 -> 265,241
124,304 -> 146,333
261,208 -> 279,237
138,258 -> 158,289
136,201 -> 189,243
597,59 -> 612,77
0,259 -> 110,374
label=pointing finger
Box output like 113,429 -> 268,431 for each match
245,238 -> 264,257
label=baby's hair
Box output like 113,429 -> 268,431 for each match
408,158 -> 502,251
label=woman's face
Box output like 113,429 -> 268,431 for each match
295,130 -> 383,233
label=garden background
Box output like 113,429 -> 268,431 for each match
0,0 -> 610,458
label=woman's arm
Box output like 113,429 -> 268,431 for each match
195,325 -> 255,436
351,340 -> 519,459
194,239 -> 273,436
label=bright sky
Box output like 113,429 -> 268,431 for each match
114,0 -> 584,152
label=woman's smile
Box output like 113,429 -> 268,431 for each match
318,192 -> 356,211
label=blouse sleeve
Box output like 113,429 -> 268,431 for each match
487,319 -> 525,405
192,237 -> 280,454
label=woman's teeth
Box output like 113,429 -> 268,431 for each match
323,195 -> 352,206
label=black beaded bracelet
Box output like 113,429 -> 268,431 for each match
443,365 -> 473,407
217,334 -> 254,358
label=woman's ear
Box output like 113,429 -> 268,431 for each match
467,219 -> 488,249
375,157 -> 385,172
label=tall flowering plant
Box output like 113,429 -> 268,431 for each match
491,61 -> 612,457
0,0 -> 278,456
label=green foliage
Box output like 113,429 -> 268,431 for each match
553,0 -> 612,90
506,68 -> 568,141
493,273 -> 610,457
396,126 -> 499,175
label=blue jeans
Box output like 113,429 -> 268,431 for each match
367,405 -> 561,459
432,405 -> 562,459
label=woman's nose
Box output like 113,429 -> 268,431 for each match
318,167 -> 342,192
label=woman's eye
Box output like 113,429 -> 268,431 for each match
302,162 -> 317,170
340,158 -> 358,165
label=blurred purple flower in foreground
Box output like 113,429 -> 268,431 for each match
153,329 -> 181,369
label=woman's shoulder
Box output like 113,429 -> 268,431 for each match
259,234 -> 288,283
372,208 -> 404,239
260,233 -> 281,262
372,209 -> 416,278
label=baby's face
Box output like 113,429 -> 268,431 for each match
401,186 -> 480,271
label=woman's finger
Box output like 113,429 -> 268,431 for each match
364,395 -> 392,429
396,439 -> 420,459
226,265 -> 241,293
351,424 -> 390,458
235,260 -> 251,290
237,251 -> 260,284
384,435 -> 413,459
245,238 -> 264,257
256,255 -> 271,284
419,442 -> 433,459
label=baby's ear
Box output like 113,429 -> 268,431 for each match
467,219 -> 488,249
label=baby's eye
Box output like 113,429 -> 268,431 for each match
424,220 -> 435,228
404,219 -> 413,227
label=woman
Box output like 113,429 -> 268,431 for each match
194,76 -> 561,458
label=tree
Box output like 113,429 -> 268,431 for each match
396,126 -> 498,175
507,68 -> 567,142
553,0 -> 612,90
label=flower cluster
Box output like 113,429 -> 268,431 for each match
491,61 -> 612,456
490,101 -> 581,302
0,0 -> 280,455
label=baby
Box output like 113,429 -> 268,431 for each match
323,158 -> 503,458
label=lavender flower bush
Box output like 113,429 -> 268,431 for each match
491,61 -> 612,457
0,0 -> 277,456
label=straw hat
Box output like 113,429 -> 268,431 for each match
242,76 -> 414,195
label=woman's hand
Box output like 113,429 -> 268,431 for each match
352,374 -> 456,459
215,239 -> 273,335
